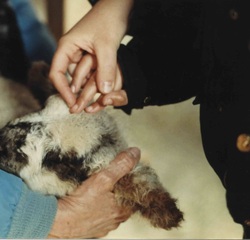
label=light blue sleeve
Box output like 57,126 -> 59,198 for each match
0,170 -> 23,238
9,0 -> 56,64
0,170 -> 57,238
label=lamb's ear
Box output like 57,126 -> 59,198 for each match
42,94 -> 70,117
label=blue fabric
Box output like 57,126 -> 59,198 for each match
9,0 -> 56,64
7,182 -> 57,238
0,170 -> 57,238
0,170 -> 23,238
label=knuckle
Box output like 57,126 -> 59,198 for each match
121,91 -> 128,104
89,79 -> 97,88
95,171 -> 114,187
117,91 -> 128,105
118,152 -> 136,172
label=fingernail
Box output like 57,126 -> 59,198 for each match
102,81 -> 112,94
71,85 -> 76,93
126,147 -> 141,158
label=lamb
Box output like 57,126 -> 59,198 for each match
0,62 -> 184,230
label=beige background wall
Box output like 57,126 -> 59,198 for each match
31,0 -> 91,35
30,1 -> 242,238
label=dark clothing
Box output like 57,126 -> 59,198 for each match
119,0 -> 203,113
198,1 -> 250,230
0,0 -> 30,81
90,0 -> 250,237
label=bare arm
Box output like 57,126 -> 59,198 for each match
49,0 -> 134,113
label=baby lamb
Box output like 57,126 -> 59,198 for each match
0,67 -> 184,231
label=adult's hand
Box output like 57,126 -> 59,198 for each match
47,147 -> 140,239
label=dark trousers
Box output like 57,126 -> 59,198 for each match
243,225 -> 250,239
200,103 -> 250,239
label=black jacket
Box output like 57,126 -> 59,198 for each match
116,0 -> 250,113
118,0 -> 203,114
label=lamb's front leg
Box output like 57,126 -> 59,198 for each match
114,163 -> 184,230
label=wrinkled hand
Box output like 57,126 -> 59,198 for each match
47,147 -> 140,239
49,0 -> 133,113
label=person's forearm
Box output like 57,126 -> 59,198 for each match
82,0 -> 134,48
97,0 -> 134,32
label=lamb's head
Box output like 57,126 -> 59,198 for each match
0,94 -> 70,176
0,94 -> 126,196
0,121 -> 39,174
0,116 -> 89,196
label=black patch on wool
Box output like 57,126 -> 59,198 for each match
89,133 -> 117,156
100,133 -> 117,147
0,121 -> 39,174
42,148 -> 89,185
42,132 -> 118,184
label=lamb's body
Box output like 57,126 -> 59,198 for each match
0,63 -> 184,230
1,95 -> 127,196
